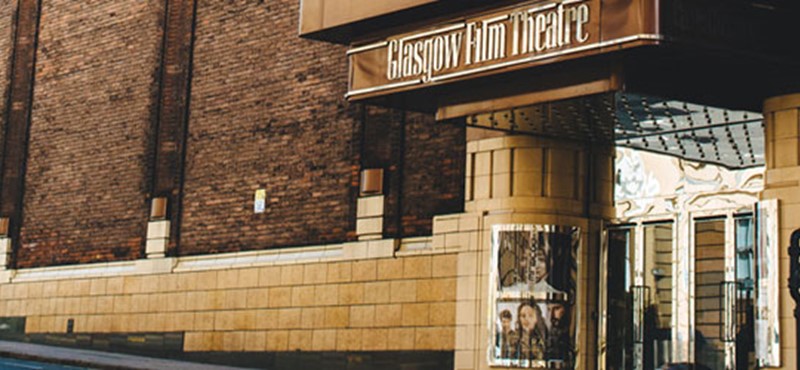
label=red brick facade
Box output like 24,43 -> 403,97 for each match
0,1 -> 15,140
397,115 -> 465,237
17,1 -> 165,268
2,0 -> 465,267
178,0 -> 361,255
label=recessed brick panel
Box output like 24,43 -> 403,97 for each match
17,1 -> 165,267
179,0 -> 361,255
367,109 -> 465,238
399,115 -> 465,237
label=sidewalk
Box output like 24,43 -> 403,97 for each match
0,340 -> 252,370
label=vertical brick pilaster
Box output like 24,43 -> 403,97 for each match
361,106 -> 403,239
361,107 -> 466,239
151,0 -> 198,255
0,0 -> 41,267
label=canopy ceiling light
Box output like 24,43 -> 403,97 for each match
466,92 -> 764,170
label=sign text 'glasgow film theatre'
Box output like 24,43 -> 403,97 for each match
385,1 -> 591,82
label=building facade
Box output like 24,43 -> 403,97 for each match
0,0 -> 798,369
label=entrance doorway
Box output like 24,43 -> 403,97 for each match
600,214 -> 756,370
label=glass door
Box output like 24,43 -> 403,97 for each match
692,215 -> 757,370
693,218 -> 726,369
603,223 -> 673,370
604,227 -> 635,370
641,223 -> 673,370
603,215 -> 758,370
733,215 -> 756,369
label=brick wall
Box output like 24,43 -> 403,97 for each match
364,109 -> 465,239
5,0 -> 465,266
361,106 -> 403,237
0,1 -> 17,147
397,115 -> 465,237
178,0 -> 361,255
17,1 -> 165,267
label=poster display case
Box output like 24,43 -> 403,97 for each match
490,224 -> 580,368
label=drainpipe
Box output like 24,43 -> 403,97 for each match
788,229 -> 800,370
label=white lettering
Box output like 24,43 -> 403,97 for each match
465,23 -> 476,65
387,40 -> 398,80
486,21 -> 507,60
448,32 -> 462,69
402,42 -> 413,77
511,12 -> 523,56
576,4 -> 590,43
535,13 -> 547,52
382,1 -> 593,81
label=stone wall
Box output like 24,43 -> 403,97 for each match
1,245 -> 458,353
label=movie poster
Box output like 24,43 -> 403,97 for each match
489,224 -> 580,368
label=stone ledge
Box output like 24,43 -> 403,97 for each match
1,237 -> 452,284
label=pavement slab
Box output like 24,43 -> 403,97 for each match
0,340 -> 252,370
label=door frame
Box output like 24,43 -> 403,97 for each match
600,203 -> 756,370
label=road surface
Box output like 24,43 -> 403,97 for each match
0,356 -> 88,369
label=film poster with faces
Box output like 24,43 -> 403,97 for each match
490,224 -> 580,368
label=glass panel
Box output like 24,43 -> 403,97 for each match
643,223 -> 673,370
605,228 -> 635,370
694,219 -> 726,370
735,216 -> 756,370
490,224 -> 580,368
755,200 -> 780,367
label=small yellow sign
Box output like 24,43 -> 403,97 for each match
254,189 -> 266,213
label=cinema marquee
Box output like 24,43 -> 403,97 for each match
345,0 -> 664,100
